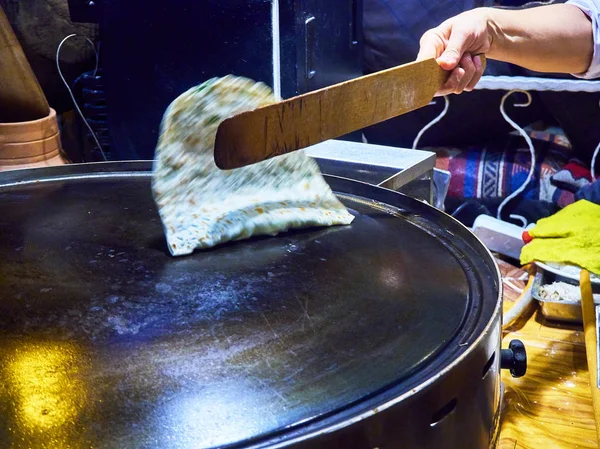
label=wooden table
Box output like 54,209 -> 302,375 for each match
497,259 -> 598,448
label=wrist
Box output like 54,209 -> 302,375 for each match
481,8 -> 504,60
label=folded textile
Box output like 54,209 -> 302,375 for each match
520,200 -> 600,274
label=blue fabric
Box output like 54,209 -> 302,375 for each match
363,0 -> 497,73
465,150 -> 480,198
362,0 -> 600,165
576,179 -> 600,204
362,0 -> 534,150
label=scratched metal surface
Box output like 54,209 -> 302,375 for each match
0,164 -> 496,449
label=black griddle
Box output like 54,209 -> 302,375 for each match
0,162 -> 500,449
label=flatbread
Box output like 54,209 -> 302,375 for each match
152,76 -> 354,256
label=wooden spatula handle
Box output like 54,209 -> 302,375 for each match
0,5 -> 50,123
580,269 -> 600,444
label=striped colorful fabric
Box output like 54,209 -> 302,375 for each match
433,128 -> 592,209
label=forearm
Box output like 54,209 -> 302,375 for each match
485,4 -> 594,74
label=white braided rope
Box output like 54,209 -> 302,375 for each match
412,97 -> 450,150
475,76 -> 600,93
496,90 -> 536,221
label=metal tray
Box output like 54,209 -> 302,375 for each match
534,268 -> 600,323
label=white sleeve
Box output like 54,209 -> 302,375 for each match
567,0 -> 600,79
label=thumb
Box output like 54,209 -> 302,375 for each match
417,30 -> 444,61
437,30 -> 469,70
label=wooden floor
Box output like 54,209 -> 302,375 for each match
497,259 -> 598,449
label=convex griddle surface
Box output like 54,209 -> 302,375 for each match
0,162 -> 499,449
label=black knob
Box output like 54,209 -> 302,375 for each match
500,339 -> 527,378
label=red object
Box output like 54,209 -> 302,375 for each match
522,230 -> 533,244
563,161 -> 593,182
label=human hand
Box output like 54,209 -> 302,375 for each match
417,8 -> 493,96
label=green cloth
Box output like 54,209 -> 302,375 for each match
520,200 -> 600,275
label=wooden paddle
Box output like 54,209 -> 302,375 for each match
214,56 -> 485,170
0,4 -> 50,123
